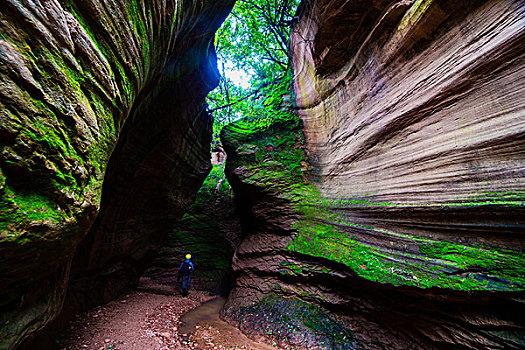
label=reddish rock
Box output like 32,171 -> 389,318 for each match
222,0 -> 525,348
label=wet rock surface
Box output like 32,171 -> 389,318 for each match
180,297 -> 283,349
222,0 -> 525,348
0,1 -> 233,349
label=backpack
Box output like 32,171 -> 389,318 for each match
180,261 -> 192,275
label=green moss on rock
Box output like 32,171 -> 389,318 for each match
0,184 -> 73,242
145,162 -> 237,293
223,105 -> 525,292
223,294 -> 361,350
290,192 -> 525,291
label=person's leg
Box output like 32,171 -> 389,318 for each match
181,275 -> 189,295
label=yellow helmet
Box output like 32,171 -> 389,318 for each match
185,254 -> 192,259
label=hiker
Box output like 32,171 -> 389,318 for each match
177,254 -> 194,296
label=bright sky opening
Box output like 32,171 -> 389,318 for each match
219,59 -> 253,89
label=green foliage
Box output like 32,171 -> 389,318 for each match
215,0 -> 297,79
209,67 -> 297,148
230,74 -> 297,130
207,0 -> 299,147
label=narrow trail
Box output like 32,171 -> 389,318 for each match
58,290 -> 210,349
58,281 -> 284,350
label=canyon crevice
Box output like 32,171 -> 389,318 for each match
1,0 -> 524,349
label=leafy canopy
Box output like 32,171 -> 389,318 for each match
207,0 -> 300,147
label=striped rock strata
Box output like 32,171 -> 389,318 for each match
223,0 -> 525,348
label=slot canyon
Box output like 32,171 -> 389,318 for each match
0,0 -> 524,349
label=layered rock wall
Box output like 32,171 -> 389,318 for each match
291,0 -> 525,290
0,1 -> 233,349
223,0 -> 525,348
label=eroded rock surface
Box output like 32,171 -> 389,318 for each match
0,1 -> 233,349
292,0 -> 525,290
223,0 -> 525,348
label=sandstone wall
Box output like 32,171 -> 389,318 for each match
291,0 -> 525,291
223,0 -> 525,348
0,1 -> 233,349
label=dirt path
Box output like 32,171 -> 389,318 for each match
58,283 -> 283,350
58,290 -> 212,350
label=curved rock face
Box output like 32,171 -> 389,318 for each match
0,1 -> 233,348
223,0 -> 525,348
292,0 -> 525,289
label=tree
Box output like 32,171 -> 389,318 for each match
207,0 -> 300,147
